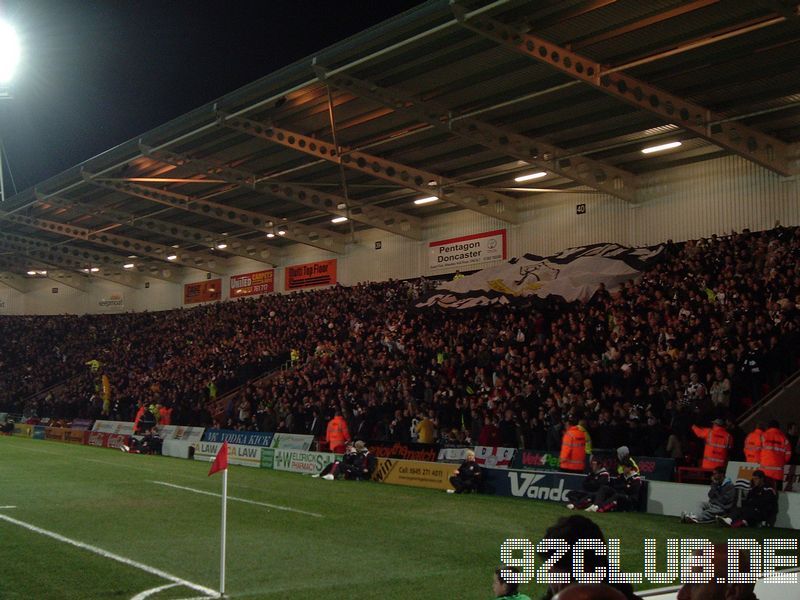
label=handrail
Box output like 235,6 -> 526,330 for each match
737,366 -> 800,426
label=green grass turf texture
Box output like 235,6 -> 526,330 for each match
0,436 -> 796,600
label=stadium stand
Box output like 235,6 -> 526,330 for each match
1,226 -> 798,468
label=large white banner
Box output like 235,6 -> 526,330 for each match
418,242 -> 663,309
428,229 -> 506,272
269,433 -> 314,450
474,446 -> 516,469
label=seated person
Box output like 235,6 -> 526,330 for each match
565,456 -> 610,510
0,419 -> 14,435
318,442 -> 356,480
681,466 -> 735,524
448,449 -> 482,493
718,469 -> 778,528
342,440 -> 375,481
585,463 -> 642,513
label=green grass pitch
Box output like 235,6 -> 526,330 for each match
0,436 -> 795,599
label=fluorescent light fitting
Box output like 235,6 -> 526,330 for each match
514,171 -> 547,182
266,232 -> 275,238
331,217 -> 348,224
277,229 -> 286,236
90,267 -> 100,273
216,242 -> 227,249
414,196 -> 438,205
27,270 -> 36,275
642,141 -> 682,154
0,21 -> 21,84
167,254 -> 178,261
123,263 -> 135,269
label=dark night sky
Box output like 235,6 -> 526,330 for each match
0,0 -> 423,195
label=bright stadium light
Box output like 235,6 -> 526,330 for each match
0,21 -> 20,84
166,254 -> 178,261
514,171 -> 547,182
123,263 -> 135,269
266,232 -> 275,238
414,196 -> 438,205
331,216 -> 348,224
642,141 -> 682,154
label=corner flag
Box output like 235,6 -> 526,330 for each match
208,441 -> 228,476
208,441 -> 229,595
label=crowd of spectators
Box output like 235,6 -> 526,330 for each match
1,226 -> 799,465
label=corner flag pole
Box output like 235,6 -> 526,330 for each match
208,441 -> 229,597
220,466 -> 228,596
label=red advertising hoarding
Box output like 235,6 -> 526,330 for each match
285,259 -> 337,290
229,269 -> 275,298
184,279 -> 222,304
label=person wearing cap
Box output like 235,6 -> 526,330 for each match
560,415 -> 587,473
681,466 -> 735,524
759,420 -> 791,490
743,422 -> 765,463
565,456 -> 610,510
491,566 -> 531,599
718,469 -> 778,528
691,418 -> 733,471
448,449 -> 483,494
615,446 -> 638,475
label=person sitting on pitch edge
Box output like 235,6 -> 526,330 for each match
565,456 -> 610,510
585,462 -> 642,513
448,449 -> 482,493
681,466 -> 735,524
344,440 -> 375,481
491,566 -> 531,600
718,469 -> 778,528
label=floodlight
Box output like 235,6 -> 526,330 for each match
0,21 -> 20,84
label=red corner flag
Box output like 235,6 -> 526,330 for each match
208,441 -> 229,476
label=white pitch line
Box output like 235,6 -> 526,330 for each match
130,582 -> 183,600
0,513 -> 219,598
0,506 -> 17,509
152,480 -> 323,518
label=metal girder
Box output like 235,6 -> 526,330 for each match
119,149 -> 347,254
0,270 -> 31,292
221,112 -> 517,225
0,207 -> 224,275
39,194 -> 277,265
220,113 -> 424,238
0,251 -> 141,290
452,6 -> 795,176
0,231 -> 180,283
317,69 -> 639,203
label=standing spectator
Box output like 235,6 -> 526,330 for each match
691,418 -> 733,471
415,412 -> 436,444
743,422 -> 764,463
325,410 -> 350,454
559,415 -> 587,473
759,420 -> 792,490
681,467 -> 735,524
498,409 -> 518,448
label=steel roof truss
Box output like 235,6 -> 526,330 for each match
317,69 -> 639,203
222,112 -> 517,224
453,6 -> 794,176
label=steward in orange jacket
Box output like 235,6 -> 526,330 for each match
692,419 -> 733,470
760,420 -> 792,488
743,423 -> 764,464
326,411 -> 350,454
560,418 -> 587,472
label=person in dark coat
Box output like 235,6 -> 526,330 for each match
719,469 -> 778,528
448,449 -> 482,494
586,463 -> 642,513
565,456 -> 610,510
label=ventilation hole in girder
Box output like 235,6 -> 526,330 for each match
414,176 -> 424,186
239,214 -> 247,223
649,94 -> 659,108
665,101 -> 674,115
386,166 -> 395,177
400,171 -> 409,181
616,79 -> 625,93
288,136 -> 295,145
309,143 -> 316,151
330,149 -> 336,157
298,139 -> 306,148
252,218 -> 261,226
747,137 -> 758,152
277,132 -> 284,141
587,67 -> 595,76
356,157 -> 366,168
311,195 -> 320,204
283,187 -> 293,197
372,162 -> 380,173
680,108 -> 690,121
538,46 -> 547,58
551,51 -> 559,62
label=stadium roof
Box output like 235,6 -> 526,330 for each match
2,0 -> 799,285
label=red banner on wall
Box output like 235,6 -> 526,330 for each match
230,269 -> 274,298
285,259 -> 337,290
83,431 -> 131,449
184,279 -> 222,304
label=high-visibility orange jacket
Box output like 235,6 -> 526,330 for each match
744,428 -> 763,464
759,427 -> 792,482
133,405 -> 147,430
326,416 -> 350,452
159,406 -> 172,426
560,425 -> 587,472
692,424 -> 733,470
